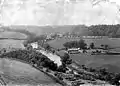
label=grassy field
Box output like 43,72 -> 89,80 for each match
0,58 -> 60,85
0,31 -> 28,49
0,39 -> 25,49
0,32 -> 27,39
70,54 -> 120,73
48,38 -> 120,73
48,38 -> 120,49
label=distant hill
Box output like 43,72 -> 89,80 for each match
0,25 -> 88,35
9,25 -> 87,34
1,24 -> 120,37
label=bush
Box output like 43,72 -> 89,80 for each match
61,53 -> 72,65
57,65 -> 66,73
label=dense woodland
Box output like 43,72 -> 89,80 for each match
87,24 -> 120,37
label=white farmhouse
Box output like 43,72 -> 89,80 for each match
30,42 -> 38,49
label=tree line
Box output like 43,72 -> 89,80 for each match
88,24 -> 120,37
0,49 -> 72,73
63,39 -> 87,49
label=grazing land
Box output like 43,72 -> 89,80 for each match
48,38 -> 120,49
48,38 -> 120,73
0,58 -> 60,86
70,54 -> 120,73
0,32 -> 27,39
0,30 -> 29,49
0,39 -> 25,49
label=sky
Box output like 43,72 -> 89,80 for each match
0,0 -> 120,26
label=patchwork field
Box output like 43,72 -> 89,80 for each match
0,58 -> 60,86
48,38 -> 120,73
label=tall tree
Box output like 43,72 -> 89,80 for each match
78,39 -> 87,49
89,42 -> 95,49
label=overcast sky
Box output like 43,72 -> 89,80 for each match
0,0 -> 120,26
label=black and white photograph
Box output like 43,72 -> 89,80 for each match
0,0 -> 120,86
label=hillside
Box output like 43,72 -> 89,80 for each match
8,25 -> 88,35
1,24 -> 120,37
0,49 -> 118,86
0,58 -> 59,85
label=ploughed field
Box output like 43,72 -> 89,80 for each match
0,58 -> 60,86
48,38 -> 120,73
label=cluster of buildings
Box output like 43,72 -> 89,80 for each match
30,42 -> 39,49
46,33 -> 63,40
47,32 -> 109,39
63,34 -> 108,39
43,32 -> 109,42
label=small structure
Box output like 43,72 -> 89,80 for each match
30,42 -> 38,49
68,48 -> 80,54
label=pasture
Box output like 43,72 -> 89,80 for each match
48,38 -> 120,73
71,54 -> 120,73
0,32 -> 27,39
48,37 -> 120,49
0,31 -> 28,49
0,39 -> 25,49
0,58 -> 60,86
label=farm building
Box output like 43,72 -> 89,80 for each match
30,42 -> 39,49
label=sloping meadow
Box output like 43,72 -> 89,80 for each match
0,58 -> 61,86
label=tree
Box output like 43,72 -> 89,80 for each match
63,39 -> 87,49
57,65 -> 66,73
61,53 -> 72,65
43,43 -> 51,51
101,44 -> 104,48
78,39 -> 87,49
104,44 -> 109,50
99,68 -> 108,75
89,42 -> 95,49
26,44 -> 33,51
63,42 -> 72,48
23,41 -> 28,47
